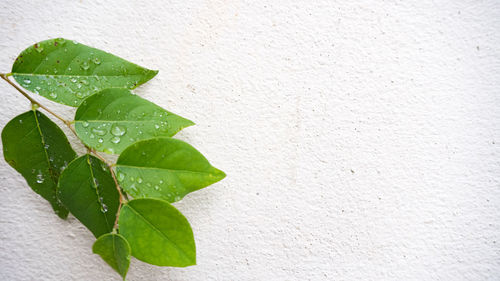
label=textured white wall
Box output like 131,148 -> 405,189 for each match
0,1 -> 499,280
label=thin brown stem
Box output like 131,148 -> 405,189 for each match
1,72 -> 126,229
0,73 -> 71,126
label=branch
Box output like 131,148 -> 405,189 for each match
0,74 -> 71,126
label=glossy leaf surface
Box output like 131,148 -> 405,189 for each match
74,88 -> 194,154
11,38 -> 157,106
2,110 -> 76,218
118,198 -> 196,267
93,233 -> 131,280
115,138 -> 225,202
58,154 -> 119,237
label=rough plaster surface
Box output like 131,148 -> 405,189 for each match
0,1 -> 499,280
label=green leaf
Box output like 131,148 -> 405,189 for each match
2,110 -> 76,218
115,137 -> 225,203
93,233 -> 131,280
118,198 -> 196,267
11,38 -> 158,107
58,154 -> 120,237
74,88 -> 194,154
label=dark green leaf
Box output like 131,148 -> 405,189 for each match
93,233 -> 131,280
11,38 -> 158,107
74,88 -> 194,154
118,198 -> 196,267
2,110 -> 76,218
115,138 -> 225,203
58,154 -> 119,237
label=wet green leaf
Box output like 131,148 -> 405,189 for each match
74,88 -> 194,154
58,154 -> 119,237
11,38 -> 158,106
1,110 -> 76,218
115,137 -> 225,203
118,198 -> 196,267
93,233 -> 131,280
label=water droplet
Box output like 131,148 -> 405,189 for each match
174,196 -> 181,201
35,46 -> 44,53
101,204 -> 108,213
130,177 -> 135,182
117,172 -> 125,181
81,61 -> 90,70
111,136 -> 121,144
49,92 -> 57,99
98,138 -> 103,143
91,127 -> 106,136
159,180 -> 164,184
76,92 -> 84,99
36,172 -> 44,183
19,119 -> 23,124
71,78 -> 77,83
93,57 -> 101,65
154,185 -> 159,190
44,144 -> 49,149
155,124 -> 160,129
111,124 -> 126,136
82,121 -> 89,127
23,79 -> 31,84
137,177 -> 143,183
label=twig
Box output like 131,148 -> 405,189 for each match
0,73 -> 71,126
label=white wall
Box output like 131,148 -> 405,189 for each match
0,1 -> 499,280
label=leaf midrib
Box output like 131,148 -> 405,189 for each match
12,73 -> 149,78
87,155 -> 112,231
32,110 -> 58,184
116,165 -> 218,176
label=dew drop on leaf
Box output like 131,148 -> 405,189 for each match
117,172 -> 125,181
80,61 -> 90,70
82,121 -> 89,128
49,92 -> 57,99
36,172 -> 44,183
91,127 -> 106,136
111,136 -> 121,144
111,124 -> 126,136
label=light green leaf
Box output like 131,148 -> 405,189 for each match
118,198 -> 196,267
2,110 -> 76,218
74,88 -> 194,154
115,137 -> 225,203
58,154 -> 120,237
93,233 -> 131,280
11,38 -> 158,107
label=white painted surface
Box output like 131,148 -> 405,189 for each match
0,1 -> 499,280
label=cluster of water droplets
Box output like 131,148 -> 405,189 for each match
118,171 -> 182,202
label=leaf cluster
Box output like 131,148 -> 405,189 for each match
1,38 -> 225,280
